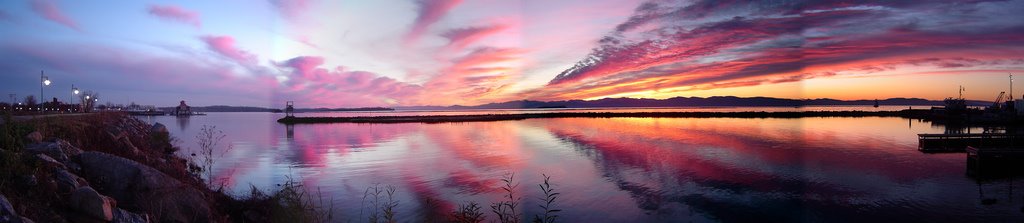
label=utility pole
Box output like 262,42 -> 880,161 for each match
1011,73 -> 1015,101
41,70 -> 44,112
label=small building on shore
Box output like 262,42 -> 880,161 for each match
174,100 -> 192,116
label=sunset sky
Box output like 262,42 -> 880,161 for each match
1,0 -> 1023,107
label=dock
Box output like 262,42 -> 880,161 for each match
966,146 -> 1024,178
917,133 -> 1024,152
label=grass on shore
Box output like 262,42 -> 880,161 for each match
357,172 -> 562,223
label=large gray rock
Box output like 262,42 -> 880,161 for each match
25,142 -> 67,164
54,169 -> 87,195
112,208 -> 150,223
1,193 -> 20,223
69,187 -> 115,221
150,123 -> 168,135
25,139 -> 83,171
0,194 -> 33,223
106,131 -> 141,157
77,151 -> 211,223
35,154 -> 66,170
25,131 -> 43,144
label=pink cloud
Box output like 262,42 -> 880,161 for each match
30,0 -> 81,32
199,35 -> 258,65
403,0 -> 464,46
274,56 -> 426,106
147,4 -> 201,28
294,35 -> 319,48
441,23 -> 509,51
414,47 -> 523,104
268,0 -> 313,21
530,0 -> 1024,101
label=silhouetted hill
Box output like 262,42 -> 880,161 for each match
158,97 -> 990,112
397,96 -> 990,110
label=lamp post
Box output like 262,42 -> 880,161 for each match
40,70 -> 50,113
72,85 -> 79,112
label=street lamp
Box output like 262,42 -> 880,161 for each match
84,95 -> 93,112
72,85 -> 79,112
40,70 -> 50,113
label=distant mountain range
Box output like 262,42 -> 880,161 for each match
158,96 -> 991,112
397,96 -> 991,110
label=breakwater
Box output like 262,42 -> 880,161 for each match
278,109 -> 933,124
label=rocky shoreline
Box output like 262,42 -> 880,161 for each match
0,113 -> 290,222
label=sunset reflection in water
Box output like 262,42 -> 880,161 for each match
145,113 -> 1024,222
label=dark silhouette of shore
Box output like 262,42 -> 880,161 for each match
277,110 -> 932,124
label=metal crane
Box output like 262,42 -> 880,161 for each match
991,91 -> 1005,109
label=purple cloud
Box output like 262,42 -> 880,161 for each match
29,0 -> 81,32
0,10 -> 13,21
268,0 -> 313,21
403,0 -> 464,45
274,56 -> 425,106
147,4 -> 201,28
199,35 -> 258,65
441,24 -> 508,51
535,0 -> 1024,100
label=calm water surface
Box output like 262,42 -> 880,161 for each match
137,109 -> 1024,222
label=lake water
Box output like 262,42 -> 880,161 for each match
137,107 -> 1024,222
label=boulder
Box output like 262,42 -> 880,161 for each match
25,131 -> 42,144
35,154 -> 66,170
107,132 -> 141,157
69,187 -> 115,221
25,139 -> 83,171
60,139 -> 85,156
16,175 -> 37,187
1,193 -> 18,222
77,151 -> 211,222
25,142 -> 67,164
54,169 -> 88,194
150,123 -> 168,135
1,193 -> 33,223
112,208 -> 150,223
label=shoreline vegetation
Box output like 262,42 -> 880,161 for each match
0,112 -> 340,222
278,110 -> 934,124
